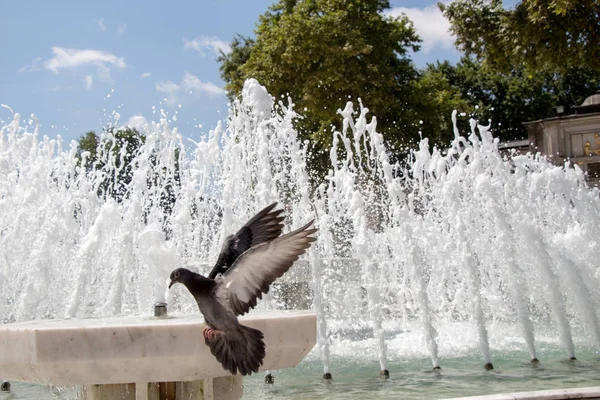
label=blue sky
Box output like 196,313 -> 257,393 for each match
0,0 -> 515,144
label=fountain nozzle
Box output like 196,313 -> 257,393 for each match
265,373 -> 274,384
154,302 -> 168,318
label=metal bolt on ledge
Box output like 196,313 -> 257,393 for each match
154,303 -> 168,318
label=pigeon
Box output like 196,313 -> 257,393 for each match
169,218 -> 317,376
207,202 -> 285,279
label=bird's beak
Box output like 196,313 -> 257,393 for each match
168,280 -> 175,289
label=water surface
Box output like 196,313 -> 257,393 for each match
3,345 -> 599,399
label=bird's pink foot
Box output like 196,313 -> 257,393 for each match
203,327 -> 223,343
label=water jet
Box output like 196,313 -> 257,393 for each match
1,78 -> 600,399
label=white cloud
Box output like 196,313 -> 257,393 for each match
18,57 -> 43,72
84,75 -> 93,89
140,72 -> 152,79
117,23 -> 127,35
44,47 -> 127,74
156,81 -> 181,105
97,19 -> 107,31
385,4 -> 455,53
181,72 -> 225,96
122,114 -> 149,132
183,36 -> 231,56
155,72 -> 224,105
20,47 -> 127,85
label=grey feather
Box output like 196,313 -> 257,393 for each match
208,202 -> 284,279
219,220 -> 317,316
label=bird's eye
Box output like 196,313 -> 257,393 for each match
175,271 -> 180,278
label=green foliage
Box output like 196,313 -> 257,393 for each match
412,58 -> 600,143
217,0 -> 600,168
407,61 -> 474,145
76,127 -> 182,237
218,35 -> 255,103
77,131 -> 99,170
76,127 -> 145,202
440,0 -> 600,73
219,0 -> 422,174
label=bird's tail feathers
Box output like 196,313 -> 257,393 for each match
206,324 -> 265,376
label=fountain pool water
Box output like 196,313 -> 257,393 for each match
3,344 -> 600,399
1,78 -> 600,398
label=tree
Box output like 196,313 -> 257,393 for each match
218,35 -> 255,103
407,61 -> 474,146
77,127 -> 145,202
448,57 -> 556,141
77,131 -> 100,171
440,0 -> 600,74
218,0 -> 422,175
411,57 -> 600,145
76,127 -> 182,238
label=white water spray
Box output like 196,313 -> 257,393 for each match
1,79 -> 600,374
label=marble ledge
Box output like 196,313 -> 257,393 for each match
0,310 -> 317,386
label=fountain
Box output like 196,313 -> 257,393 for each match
1,78 -> 600,399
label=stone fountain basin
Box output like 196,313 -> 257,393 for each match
0,310 -> 316,386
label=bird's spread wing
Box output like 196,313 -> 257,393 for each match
207,202 -> 284,279
220,220 -> 317,316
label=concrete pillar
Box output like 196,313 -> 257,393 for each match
207,376 -> 243,400
136,382 -> 150,400
176,380 -> 203,399
82,377 -> 243,400
82,383 -> 136,399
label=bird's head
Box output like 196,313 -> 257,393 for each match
169,268 -> 192,289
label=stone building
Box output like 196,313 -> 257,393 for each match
524,91 -> 600,187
